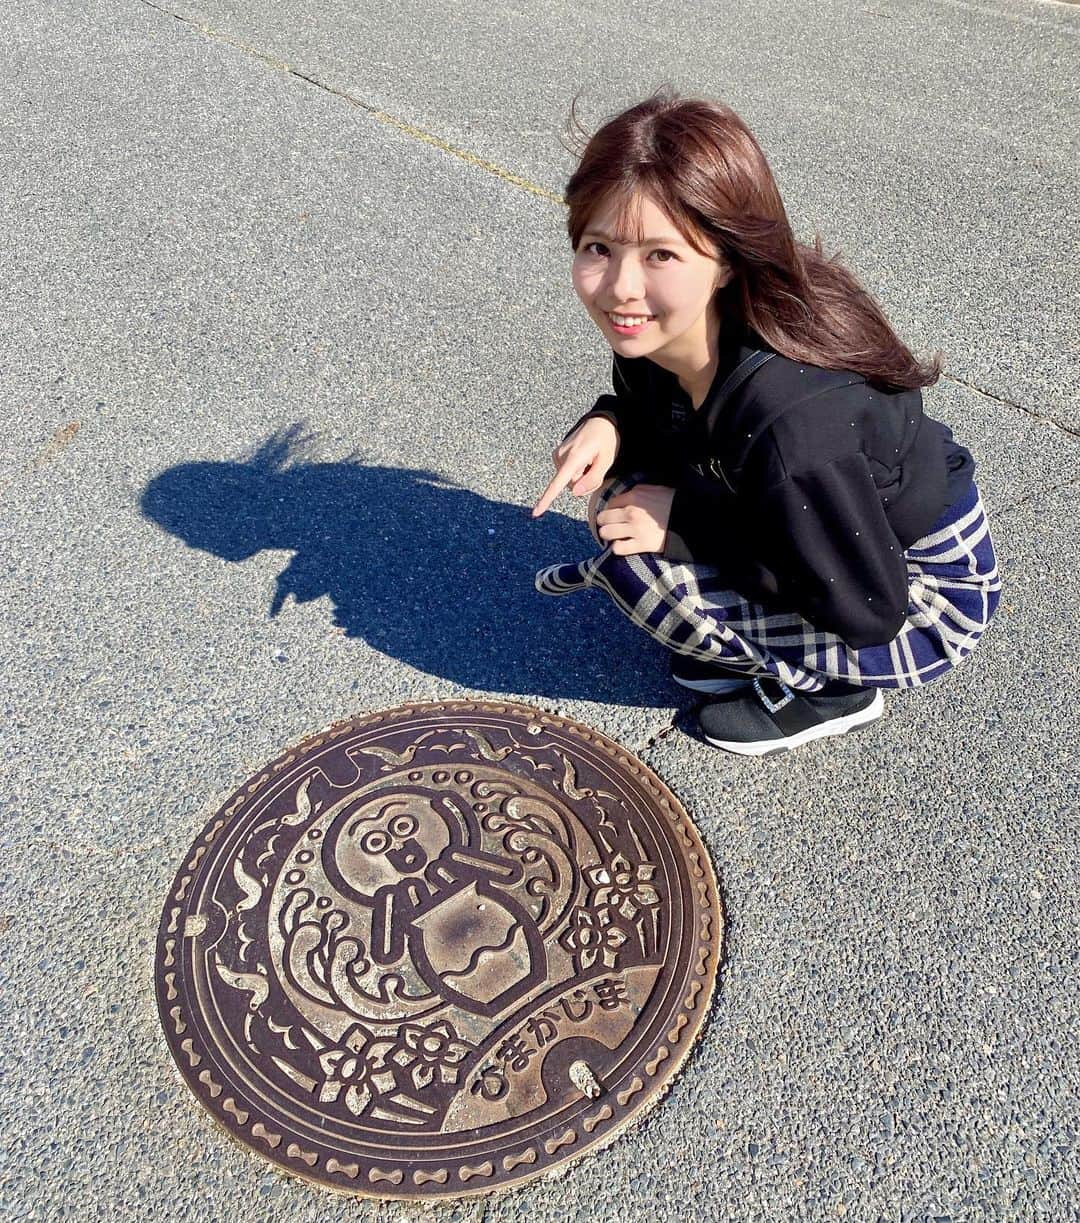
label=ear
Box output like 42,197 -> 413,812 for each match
713,257 -> 735,291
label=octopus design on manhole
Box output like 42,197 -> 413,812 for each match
156,701 -> 723,1198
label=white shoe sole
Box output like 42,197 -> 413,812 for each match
702,689 -> 884,756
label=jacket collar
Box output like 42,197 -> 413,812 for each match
614,326 -> 763,411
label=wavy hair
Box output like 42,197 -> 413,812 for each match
564,89 -> 941,391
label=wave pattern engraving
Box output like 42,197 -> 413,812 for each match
154,700 -> 723,1197
437,920 -> 520,980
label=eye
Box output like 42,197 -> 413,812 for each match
581,241 -> 609,257
650,249 -> 677,263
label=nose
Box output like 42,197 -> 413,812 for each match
605,253 -> 646,308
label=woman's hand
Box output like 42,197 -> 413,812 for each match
531,417 -> 619,518
595,484 -> 675,555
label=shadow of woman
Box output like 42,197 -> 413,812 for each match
139,425 -> 673,707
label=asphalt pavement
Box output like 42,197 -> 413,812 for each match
2,0 -> 1078,1218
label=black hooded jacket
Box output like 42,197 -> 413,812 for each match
571,331 -> 975,649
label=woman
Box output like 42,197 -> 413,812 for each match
532,90 -> 999,755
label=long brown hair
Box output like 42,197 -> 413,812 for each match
564,90 -> 941,391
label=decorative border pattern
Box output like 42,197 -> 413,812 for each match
155,700 -> 724,1200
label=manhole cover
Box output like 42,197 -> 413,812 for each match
156,701 -> 722,1199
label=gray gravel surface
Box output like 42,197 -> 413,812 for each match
2,0 -> 1077,1219
148,0 -> 1080,428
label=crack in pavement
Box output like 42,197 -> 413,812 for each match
137,0 -> 563,205
137,6 -> 1079,451
940,372 -> 1079,440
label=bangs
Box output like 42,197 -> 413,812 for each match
598,182 -> 649,246
570,173 -> 718,258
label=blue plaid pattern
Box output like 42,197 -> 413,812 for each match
535,479 -> 1000,691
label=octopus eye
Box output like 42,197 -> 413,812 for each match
360,829 -> 391,855
389,814 -> 419,839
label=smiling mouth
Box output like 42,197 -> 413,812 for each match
607,312 -> 655,326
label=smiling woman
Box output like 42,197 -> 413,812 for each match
531,88 -> 1000,756
571,194 -> 733,409
562,93 -> 940,392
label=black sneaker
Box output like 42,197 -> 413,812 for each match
669,652 -> 756,695
698,676 -> 884,755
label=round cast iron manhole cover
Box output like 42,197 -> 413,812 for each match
156,701 -> 722,1199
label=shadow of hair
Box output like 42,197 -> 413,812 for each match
140,424 -> 673,706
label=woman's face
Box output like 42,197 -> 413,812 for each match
572,192 -> 732,366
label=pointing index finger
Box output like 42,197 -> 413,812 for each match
531,460 -> 577,518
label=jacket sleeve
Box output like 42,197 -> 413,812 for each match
756,452 -> 910,648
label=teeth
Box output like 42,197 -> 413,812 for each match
611,314 -> 651,326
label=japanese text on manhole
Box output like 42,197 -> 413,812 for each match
156,701 -> 722,1198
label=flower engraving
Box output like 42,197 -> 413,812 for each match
585,853 -> 660,922
558,906 -> 627,971
389,1021 -> 471,1091
317,1024 -> 395,1115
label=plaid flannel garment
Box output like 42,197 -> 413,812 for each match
535,479 -> 1000,691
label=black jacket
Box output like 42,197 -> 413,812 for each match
573,332 -> 974,649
